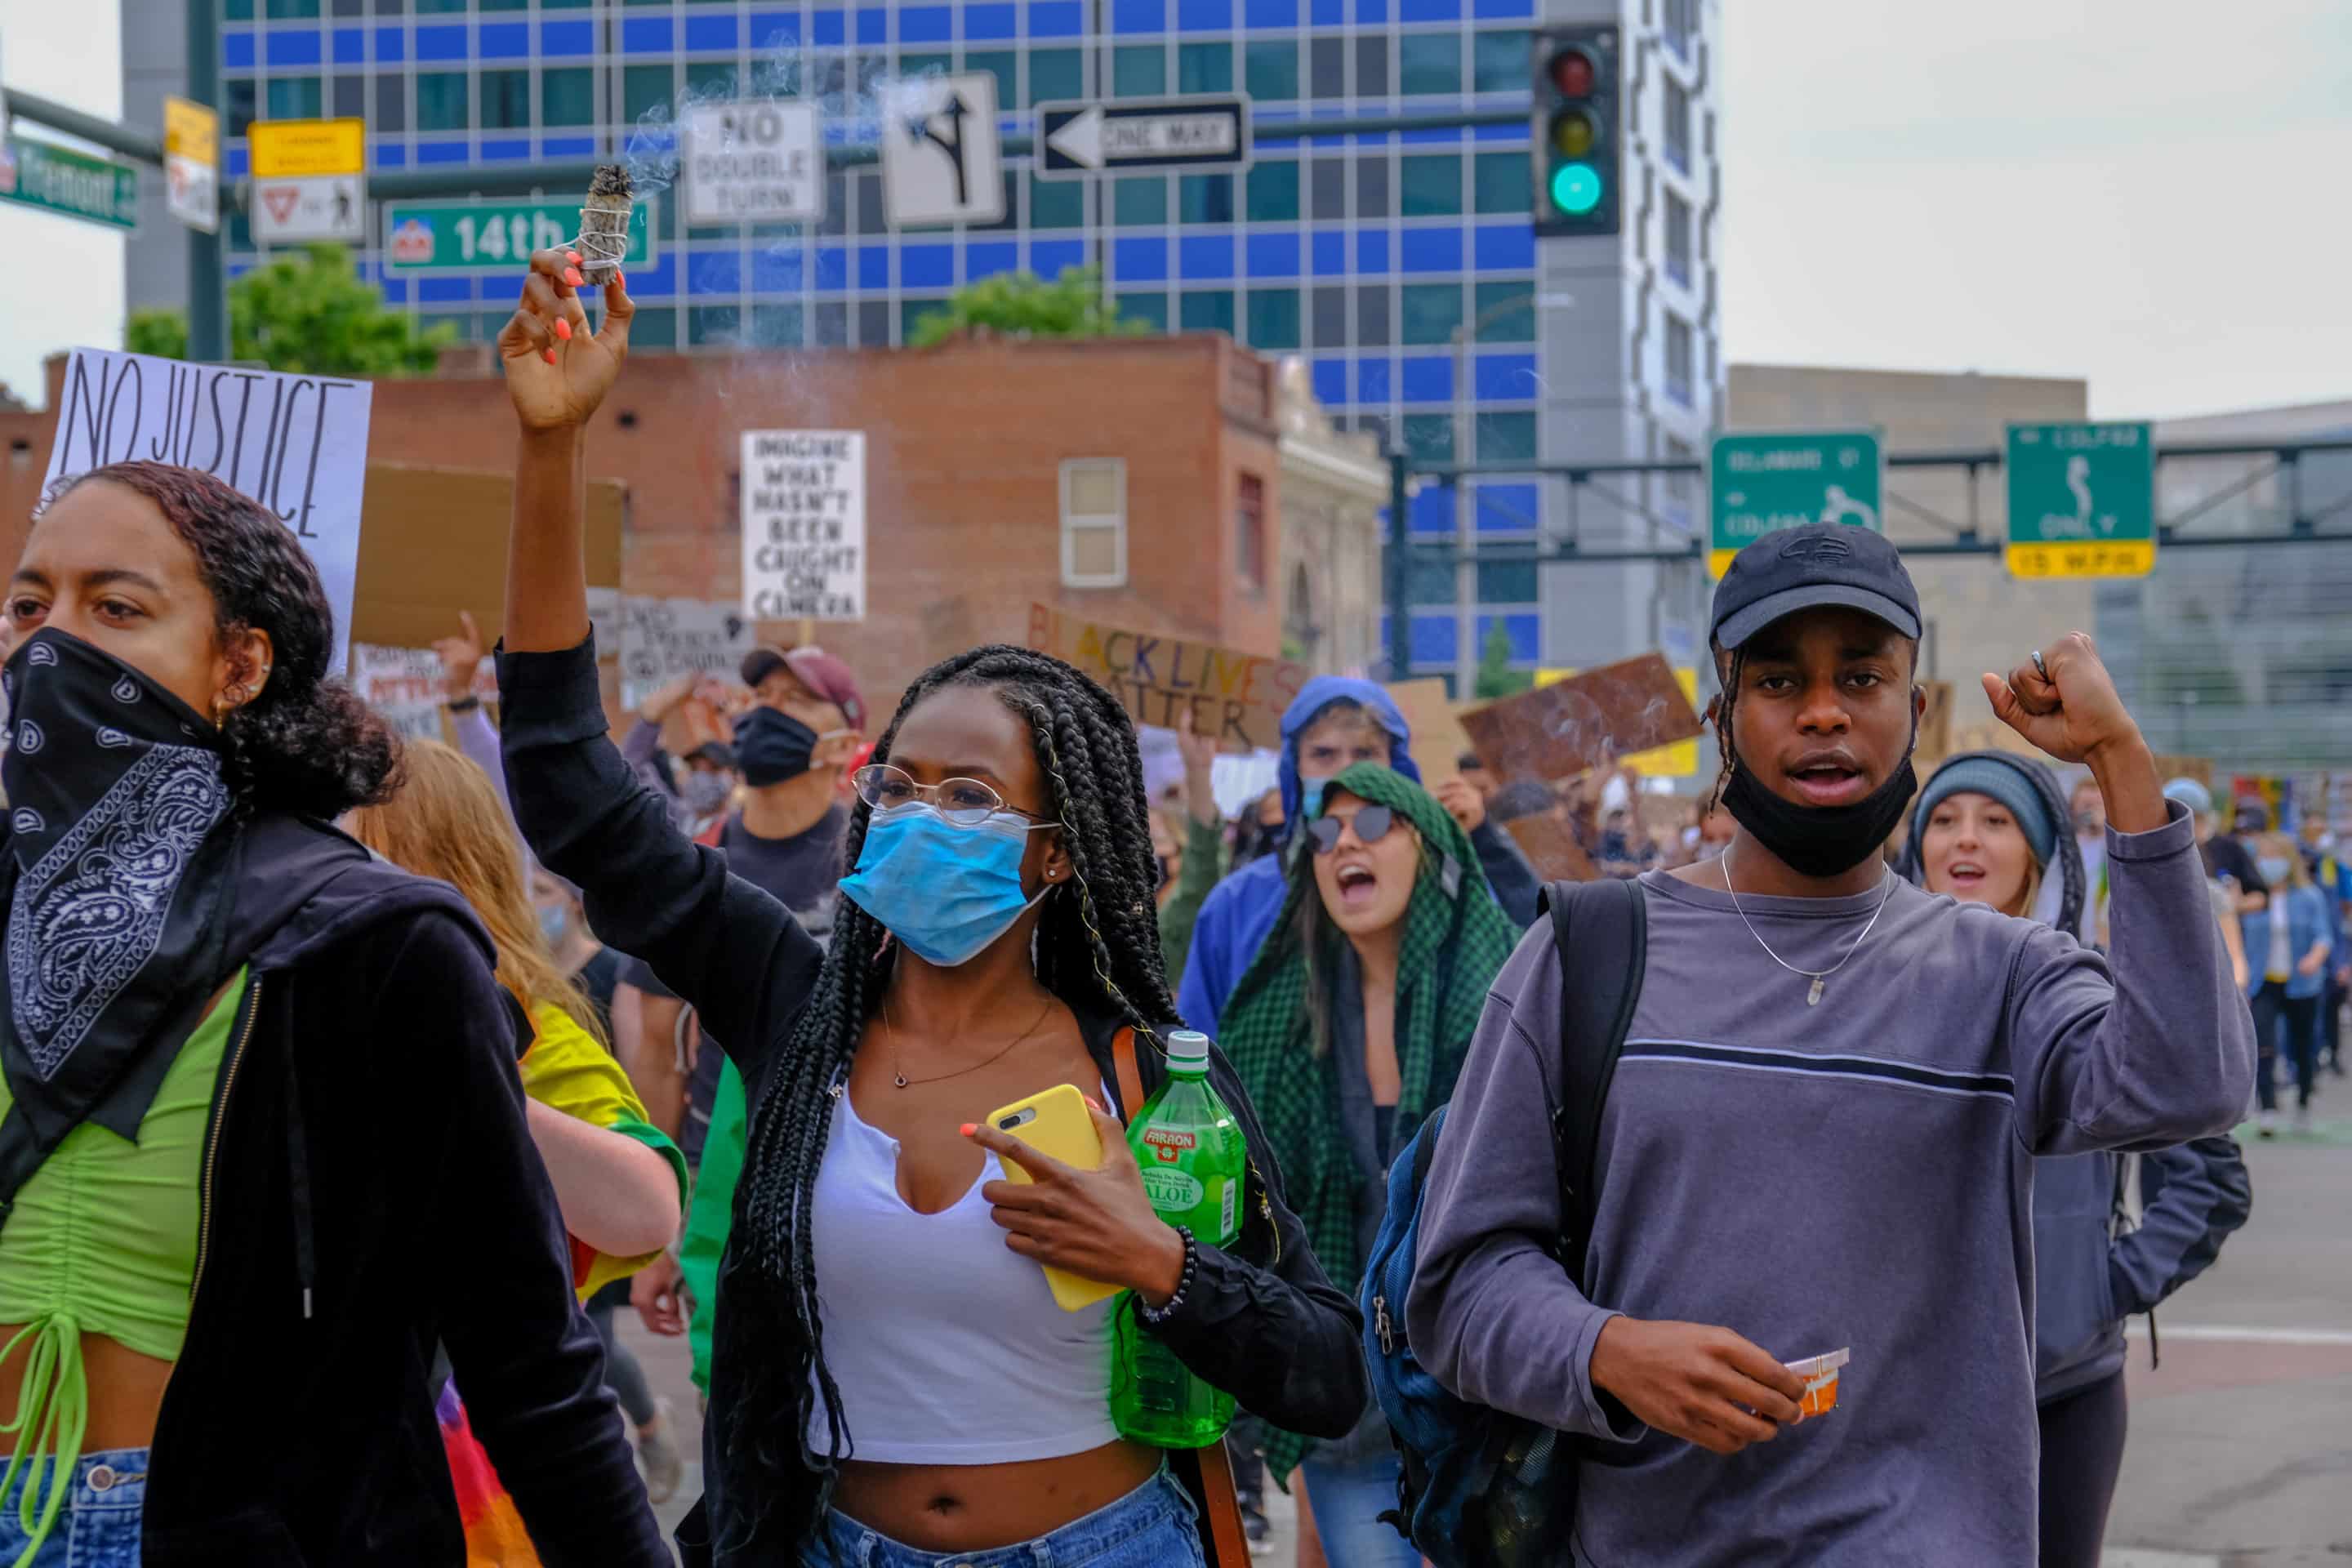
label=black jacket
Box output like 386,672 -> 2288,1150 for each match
110,813 -> 665,1566
498,635 -> 1370,1565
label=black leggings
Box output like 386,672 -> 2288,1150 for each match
2038,1372 -> 2129,1568
2251,981 -> 2321,1111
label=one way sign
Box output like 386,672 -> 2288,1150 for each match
1036,97 -> 1252,178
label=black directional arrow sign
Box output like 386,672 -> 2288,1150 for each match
1036,96 -> 1253,178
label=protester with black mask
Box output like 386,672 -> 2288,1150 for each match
0,461 -> 661,1566
1409,523 -> 2254,1566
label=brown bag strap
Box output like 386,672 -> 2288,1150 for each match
1111,1027 -> 1251,1568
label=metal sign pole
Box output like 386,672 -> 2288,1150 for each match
185,0 -> 225,363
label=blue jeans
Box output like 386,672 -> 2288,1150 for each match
806,1466 -> 1203,1567
1298,1450 -> 1421,1568
0,1446 -> 149,1567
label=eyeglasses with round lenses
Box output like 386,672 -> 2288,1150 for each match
851,764 -> 1053,827
1307,803 -> 1397,855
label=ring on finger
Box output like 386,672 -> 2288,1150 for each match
2030,648 -> 2048,683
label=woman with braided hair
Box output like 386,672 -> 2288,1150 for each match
493,252 -> 1365,1567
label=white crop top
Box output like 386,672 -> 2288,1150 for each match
805,1090 -> 1121,1465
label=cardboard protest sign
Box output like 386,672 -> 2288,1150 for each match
619,597 -> 755,712
350,643 -> 497,742
1503,813 -> 1599,884
1537,666 -> 1704,779
348,466 -> 625,654
1027,604 -> 1304,751
1914,681 -> 1955,770
1385,678 -> 1472,786
1460,653 -> 1702,786
45,347 -> 372,670
2149,755 -> 2214,792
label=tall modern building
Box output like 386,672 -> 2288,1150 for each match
134,0 -> 1721,695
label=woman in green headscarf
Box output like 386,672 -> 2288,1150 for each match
1218,761 -> 1525,1565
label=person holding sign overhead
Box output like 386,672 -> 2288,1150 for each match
490,251 -> 1365,1567
0,461 -> 662,1566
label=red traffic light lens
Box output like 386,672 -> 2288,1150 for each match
1549,48 -> 1596,97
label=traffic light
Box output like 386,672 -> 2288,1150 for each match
1532,24 -> 1620,238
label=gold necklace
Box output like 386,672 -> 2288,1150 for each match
881,993 -> 1057,1089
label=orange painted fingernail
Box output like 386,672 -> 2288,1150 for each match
555,318 -> 573,341
564,267 -> 584,287
612,270 -> 626,289
542,348 -> 557,364
959,1123 -> 978,1138
566,250 -> 581,264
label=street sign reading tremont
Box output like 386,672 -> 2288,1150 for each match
2004,421 -> 2157,579
1708,430 -> 1883,576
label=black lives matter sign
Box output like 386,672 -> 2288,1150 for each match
739,429 -> 866,623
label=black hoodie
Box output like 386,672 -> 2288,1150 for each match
49,812 -> 666,1566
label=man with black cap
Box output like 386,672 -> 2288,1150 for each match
1408,523 -> 2254,1565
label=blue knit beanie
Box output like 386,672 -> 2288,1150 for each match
1911,755 -> 2061,867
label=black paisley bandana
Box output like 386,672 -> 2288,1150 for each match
0,628 -> 239,1152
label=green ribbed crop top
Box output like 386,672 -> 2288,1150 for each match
0,968 -> 247,1563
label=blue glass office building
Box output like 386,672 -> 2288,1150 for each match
131,0 -> 1721,693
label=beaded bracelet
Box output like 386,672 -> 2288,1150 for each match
1137,1226 -> 1198,1328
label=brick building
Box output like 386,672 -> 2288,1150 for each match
1,332 -> 1375,715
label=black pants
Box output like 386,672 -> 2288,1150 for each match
2252,981 -> 2321,1111
2038,1372 -> 2129,1568
2325,974 -> 2345,1068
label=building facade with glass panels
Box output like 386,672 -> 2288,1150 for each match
128,0 -> 1722,693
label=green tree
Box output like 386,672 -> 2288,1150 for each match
1472,622 -> 1532,701
906,265 -> 1143,350
125,243 -> 456,376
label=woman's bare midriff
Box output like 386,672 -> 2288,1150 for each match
0,1328 -> 172,1453
830,1438 -> 1164,1552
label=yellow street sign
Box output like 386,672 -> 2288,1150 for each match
2003,540 -> 2158,580
1535,666 -> 1701,777
249,117 -> 364,178
164,97 -> 217,166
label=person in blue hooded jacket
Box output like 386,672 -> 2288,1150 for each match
1175,678 -> 1542,1038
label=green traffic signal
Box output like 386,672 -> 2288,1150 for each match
1549,162 -> 1602,215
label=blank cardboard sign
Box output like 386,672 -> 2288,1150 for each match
1459,653 -> 1702,785
1504,813 -> 1600,884
1386,678 -> 1472,786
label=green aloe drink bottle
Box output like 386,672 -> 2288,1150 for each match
1111,1028 -> 1247,1447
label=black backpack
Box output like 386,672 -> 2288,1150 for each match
1358,876 -> 1648,1566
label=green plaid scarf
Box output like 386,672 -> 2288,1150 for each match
1219,762 -> 1522,1479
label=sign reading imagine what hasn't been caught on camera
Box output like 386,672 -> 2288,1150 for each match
739,430 -> 866,624
43,347 -> 374,674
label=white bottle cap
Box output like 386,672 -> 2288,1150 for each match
1165,1029 -> 1211,1071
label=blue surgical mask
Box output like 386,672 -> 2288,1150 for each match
682,770 -> 733,817
538,904 -> 570,947
1298,777 -> 1331,820
838,804 -> 1054,967
2258,856 -> 2293,887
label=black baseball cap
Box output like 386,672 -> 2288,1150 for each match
1710,523 -> 1922,651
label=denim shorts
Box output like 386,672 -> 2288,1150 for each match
806,1465 -> 1205,1568
0,1446 -> 149,1568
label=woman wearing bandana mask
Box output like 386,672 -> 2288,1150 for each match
0,464 -> 663,1566
495,252 -> 1365,1567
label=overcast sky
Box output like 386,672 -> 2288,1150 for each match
1,1 -> 2345,421
1721,0 -> 2352,420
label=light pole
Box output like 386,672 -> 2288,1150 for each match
1450,290 -> 1573,682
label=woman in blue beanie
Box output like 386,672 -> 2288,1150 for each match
1900,751 -> 2252,1568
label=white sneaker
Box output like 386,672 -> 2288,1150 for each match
637,1400 -> 685,1505
2258,1109 -> 2280,1138
2293,1104 -> 2314,1134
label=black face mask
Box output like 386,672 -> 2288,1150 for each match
1721,718 -> 1918,880
733,706 -> 819,788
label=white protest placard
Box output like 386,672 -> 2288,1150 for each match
43,347 -> 372,673
618,596 -> 754,710
740,430 -> 866,623
351,643 -> 496,742
683,100 -> 824,225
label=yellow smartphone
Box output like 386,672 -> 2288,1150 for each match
983,1083 -> 1122,1312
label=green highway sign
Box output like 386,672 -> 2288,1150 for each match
381,198 -> 655,274
2005,421 -> 2157,579
1708,430 -> 1882,576
0,136 -> 139,232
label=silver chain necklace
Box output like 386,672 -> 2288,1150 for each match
1720,858 -> 1899,1006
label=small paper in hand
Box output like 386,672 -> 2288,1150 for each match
1782,1347 -> 1851,1419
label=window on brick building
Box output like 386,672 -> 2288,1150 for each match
1061,458 -> 1128,589
1236,474 -> 1267,595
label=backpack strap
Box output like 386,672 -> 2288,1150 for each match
1541,877 -> 1648,1278
1111,1024 -> 1252,1568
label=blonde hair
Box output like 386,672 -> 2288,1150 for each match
2007,860 -> 2045,922
345,739 -> 608,1048
2256,832 -> 2313,890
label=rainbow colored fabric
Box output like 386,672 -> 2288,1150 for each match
438,1003 -> 686,1567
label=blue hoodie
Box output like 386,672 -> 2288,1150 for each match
1176,677 -> 1541,1037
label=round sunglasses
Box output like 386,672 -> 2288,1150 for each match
1307,804 -> 1398,855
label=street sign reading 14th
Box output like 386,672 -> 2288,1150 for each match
1708,430 -> 1883,577
2004,421 -> 2156,579
381,198 -> 655,273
